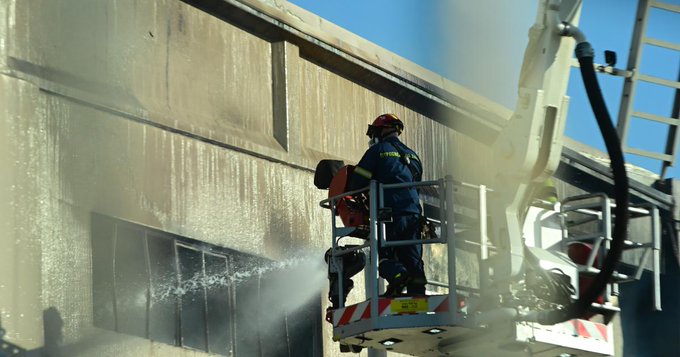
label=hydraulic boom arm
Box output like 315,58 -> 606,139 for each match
486,0 -> 580,288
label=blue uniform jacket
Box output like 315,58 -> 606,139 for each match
348,136 -> 422,215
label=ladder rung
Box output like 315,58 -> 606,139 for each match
571,207 -> 602,216
624,146 -> 674,162
644,37 -> 680,52
632,111 -> 680,126
590,302 -> 621,313
589,302 -> 620,323
608,202 -> 652,216
628,207 -> 653,217
651,1 -> 680,14
579,267 -> 631,282
459,239 -> 498,250
565,233 -> 606,242
562,199 -> 652,217
562,202 -> 605,214
638,73 -> 680,89
622,240 -> 651,250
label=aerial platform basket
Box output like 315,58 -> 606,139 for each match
319,178 -> 643,356
331,293 -> 614,356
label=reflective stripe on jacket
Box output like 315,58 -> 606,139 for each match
349,136 -> 422,215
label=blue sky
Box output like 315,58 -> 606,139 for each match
289,0 -> 680,179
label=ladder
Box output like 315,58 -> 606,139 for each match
615,0 -> 680,179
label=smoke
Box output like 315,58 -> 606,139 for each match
27,253 -> 327,356
444,0 -> 538,109
256,254 -> 328,311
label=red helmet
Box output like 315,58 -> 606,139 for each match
366,113 -> 404,139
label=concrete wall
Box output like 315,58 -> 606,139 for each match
0,0 -> 502,356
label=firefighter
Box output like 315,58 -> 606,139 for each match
348,113 -> 427,296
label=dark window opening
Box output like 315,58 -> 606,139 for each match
91,213 -> 322,356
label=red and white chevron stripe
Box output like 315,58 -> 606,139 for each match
570,319 -> 609,341
331,295 -> 451,328
539,319 -> 609,342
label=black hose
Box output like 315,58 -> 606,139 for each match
524,42 -> 630,325
570,41 -> 629,319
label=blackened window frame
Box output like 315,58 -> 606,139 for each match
91,212 -> 322,356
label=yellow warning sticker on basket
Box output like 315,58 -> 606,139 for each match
390,298 -> 428,314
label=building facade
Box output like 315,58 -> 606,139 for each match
0,0 -> 496,356
2,1 -> 677,356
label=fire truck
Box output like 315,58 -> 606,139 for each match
316,0 -> 675,355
